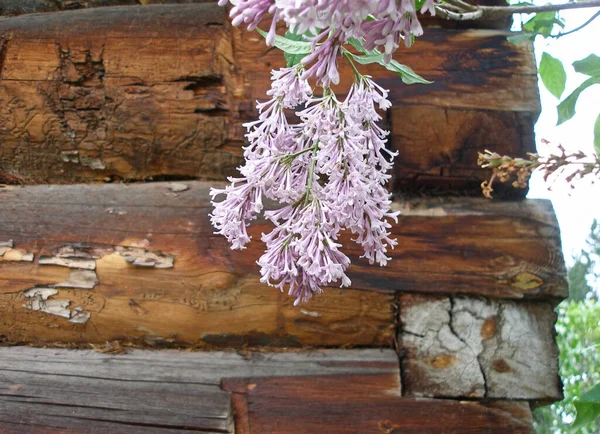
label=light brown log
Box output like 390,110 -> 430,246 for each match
0,4 -> 538,195
0,181 -> 566,347
398,293 -> 562,401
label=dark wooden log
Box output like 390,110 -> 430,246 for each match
0,4 -> 538,196
224,376 -> 536,434
0,346 -> 536,434
0,181 -> 566,348
390,105 -> 538,195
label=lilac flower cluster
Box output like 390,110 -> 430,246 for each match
210,66 -> 399,305
218,0 -> 436,85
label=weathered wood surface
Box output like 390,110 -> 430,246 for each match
0,0 -> 210,16
0,348 -> 394,434
0,182 -> 566,347
0,347 -> 536,434
390,105 -> 537,195
398,293 -> 562,401
0,4 -> 538,194
226,378 -> 535,433
0,4 -> 241,184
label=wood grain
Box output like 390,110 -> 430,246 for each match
0,0 -> 212,17
0,181 -> 566,347
390,105 -> 537,195
0,4 -> 538,194
0,346 -> 536,434
0,347 -> 398,434
225,376 -> 536,434
398,293 -> 562,401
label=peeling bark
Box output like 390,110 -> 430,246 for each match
22,287 -> 89,323
0,239 -> 34,261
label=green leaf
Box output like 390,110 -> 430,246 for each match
573,54 -> 600,78
283,30 -> 310,67
347,37 -> 366,53
507,33 -> 534,45
594,113 -> 600,156
523,11 -> 564,38
415,0 -> 427,10
557,77 -> 600,125
344,50 -> 432,85
539,52 -> 566,98
256,28 -> 312,55
571,383 -> 600,432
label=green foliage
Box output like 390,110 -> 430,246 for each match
594,113 -> 600,156
567,219 -> 599,302
282,30 -> 311,67
573,54 -> 600,78
573,384 -> 600,432
556,76 -> 600,126
344,38 -> 432,85
523,11 -> 565,38
534,300 -> 600,434
507,33 -> 534,45
256,28 -> 312,58
535,220 -> 600,433
539,53 -> 566,99
508,13 -> 600,152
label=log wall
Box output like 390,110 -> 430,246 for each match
0,3 -> 565,431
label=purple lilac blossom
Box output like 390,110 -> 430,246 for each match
219,0 -> 436,88
211,2 -> 423,304
211,64 -> 400,305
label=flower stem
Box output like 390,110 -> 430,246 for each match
344,51 -> 362,81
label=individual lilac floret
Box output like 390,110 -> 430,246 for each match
268,66 -> 313,108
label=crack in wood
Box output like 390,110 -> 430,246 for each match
398,294 -> 561,400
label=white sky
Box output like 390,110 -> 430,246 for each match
520,6 -> 600,271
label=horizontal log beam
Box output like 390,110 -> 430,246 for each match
0,181 -> 566,348
0,0 -> 211,17
0,347 -> 536,433
0,4 -> 538,195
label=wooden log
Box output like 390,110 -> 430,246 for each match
398,293 -> 562,401
0,181 -> 566,347
390,105 -> 538,195
0,348 -> 395,434
0,4 -> 242,184
0,346 -> 536,434
224,376 -> 535,434
0,4 -> 538,195
0,0 -> 212,17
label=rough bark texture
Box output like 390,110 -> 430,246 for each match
0,181 -> 567,347
398,293 -> 562,401
0,347 -> 536,434
0,3 -> 538,195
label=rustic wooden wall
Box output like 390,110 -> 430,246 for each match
0,347 -> 538,434
0,3 -> 539,195
0,3 -> 565,429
